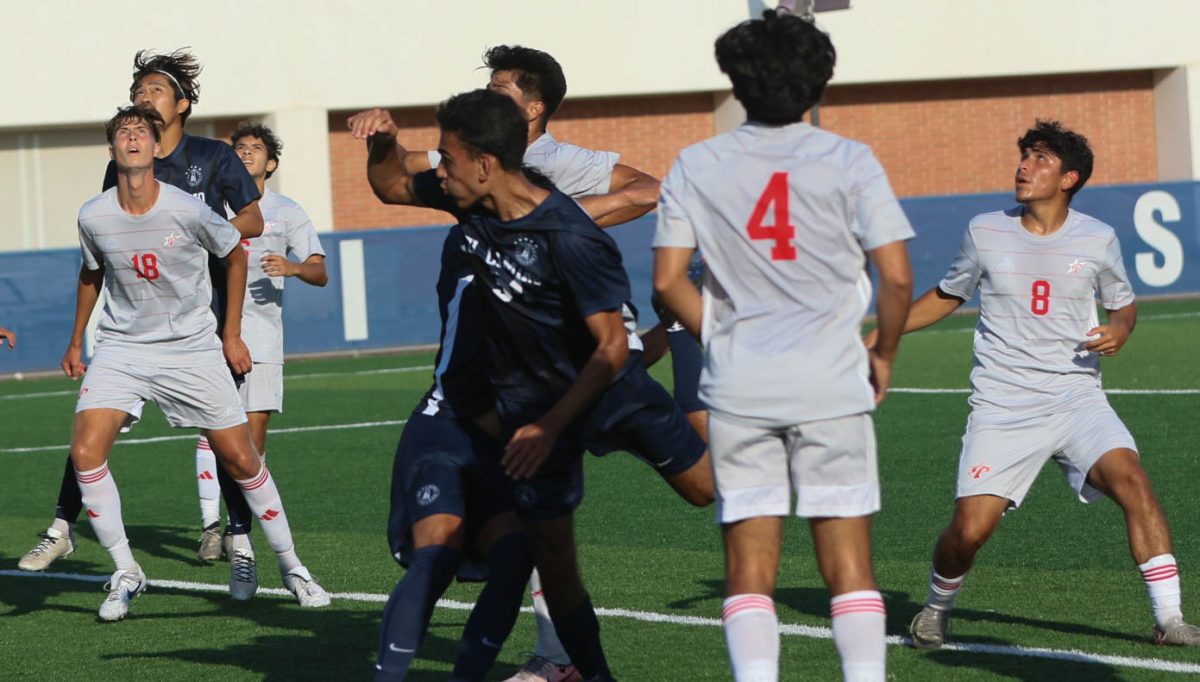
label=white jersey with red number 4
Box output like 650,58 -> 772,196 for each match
653,121 -> 914,428
939,208 -> 1135,423
77,181 -> 242,367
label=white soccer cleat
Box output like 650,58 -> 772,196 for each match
229,547 -> 259,601
197,522 -> 223,562
909,606 -> 950,649
282,566 -> 331,608
1155,617 -> 1200,646
18,527 -> 76,572
98,569 -> 146,622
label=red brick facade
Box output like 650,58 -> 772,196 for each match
326,71 -> 1157,230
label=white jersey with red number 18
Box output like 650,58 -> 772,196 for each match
939,208 -> 1135,423
77,181 -> 242,367
653,121 -> 914,428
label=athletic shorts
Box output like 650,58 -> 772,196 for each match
238,362 -> 283,413
388,411 -> 512,581
584,363 -> 706,477
709,411 -> 879,523
957,397 -> 1137,507
75,358 -> 246,431
497,399 -> 586,522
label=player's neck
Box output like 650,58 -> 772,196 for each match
156,123 -> 184,158
116,171 -> 160,216
1019,199 -> 1070,236
254,177 -> 267,195
527,124 -> 545,146
484,172 -> 550,222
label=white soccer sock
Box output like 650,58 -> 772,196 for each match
195,437 -> 220,528
926,570 -> 964,612
234,464 -> 302,573
831,590 -> 886,682
722,594 -> 779,682
1140,553 -> 1184,627
530,568 -> 571,664
76,463 -> 137,573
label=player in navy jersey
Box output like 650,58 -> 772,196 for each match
17,49 -> 313,606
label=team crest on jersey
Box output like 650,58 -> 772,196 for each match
262,221 -> 276,234
185,165 -> 203,188
994,257 -> 1015,273
163,232 -> 181,247
102,239 -> 119,249
513,237 -> 540,267
1067,258 -> 1087,274
514,484 -> 538,509
416,484 -> 440,506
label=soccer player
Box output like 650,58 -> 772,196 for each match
0,325 -> 13,349
65,106 -> 324,620
882,120 -> 1200,649
191,122 -> 328,560
654,11 -> 914,681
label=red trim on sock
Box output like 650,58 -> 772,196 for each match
240,466 -> 271,491
1143,566 -> 1180,582
197,440 -> 212,451
723,595 -> 776,621
831,598 -> 886,617
76,465 -> 109,484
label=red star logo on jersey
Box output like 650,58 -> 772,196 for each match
1067,258 -> 1086,274
262,221 -> 276,234
163,232 -> 181,247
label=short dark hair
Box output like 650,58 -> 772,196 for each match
129,48 -> 202,124
483,45 -> 567,126
715,10 -> 836,124
436,89 -> 528,171
105,105 -> 164,145
1018,120 -> 1094,198
231,122 -> 284,179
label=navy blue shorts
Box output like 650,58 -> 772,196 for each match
388,411 -> 512,580
584,363 -> 707,477
496,399 -> 587,522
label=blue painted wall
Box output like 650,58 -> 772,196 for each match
2,181 -> 1198,374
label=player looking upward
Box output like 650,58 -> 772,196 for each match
879,120 -> 1200,649
654,11 -> 914,681
190,122 -> 328,561
62,106 -> 322,620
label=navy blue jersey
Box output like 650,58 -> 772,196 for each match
103,133 -> 260,332
412,171 -> 633,412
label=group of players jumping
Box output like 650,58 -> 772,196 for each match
10,6 -> 1200,682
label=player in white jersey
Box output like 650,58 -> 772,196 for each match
192,122 -> 328,561
874,120 -> 1200,649
64,107 -> 327,621
654,12 -> 914,682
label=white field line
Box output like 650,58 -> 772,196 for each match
2,570 -> 1198,675
0,419 -> 408,455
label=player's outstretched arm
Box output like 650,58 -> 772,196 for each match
262,254 -> 328,287
0,325 -> 14,350
652,246 -> 702,340
220,244 -> 253,375
229,200 -> 265,239
347,108 -> 425,206
575,164 -> 661,228
62,265 -> 104,379
866,240 -> 914,404
1086,302 -> 1137,357
502,309 -> 629,480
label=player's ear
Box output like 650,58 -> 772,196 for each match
478,153 -> 493,183
1060,169 -> 1079,194
108,146 -> 114,161
525,99 -> 545,126
266,158 -> 278,175
176,98 -> 190,119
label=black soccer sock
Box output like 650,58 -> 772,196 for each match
216,461 -> 253,535
549,594 -> 613,681
55,455 -> 84,523
374,544 -> 461,681
450,532 -> 534,681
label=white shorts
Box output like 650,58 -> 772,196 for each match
238,363 -> 283,413
75,358 -> 247,432
709,412 -> 879,523
957,397 -> 1137,507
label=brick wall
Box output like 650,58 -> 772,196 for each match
327,93 -> 715,230
820,70 -> 1157,198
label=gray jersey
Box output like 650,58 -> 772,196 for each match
78,182 -> 242,366
428,131 -> 619,197
241,189 -> 326,364
939,208 -> 1135,422
653,121 -> 914,428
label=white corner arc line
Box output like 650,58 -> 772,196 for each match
1,570 -> 1198,674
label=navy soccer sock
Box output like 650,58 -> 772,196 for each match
450,532 -> 534,680
549,594 -> 613,681
374,544 -> 461,680
216,462 -> 253,535
56,455 -> 84,523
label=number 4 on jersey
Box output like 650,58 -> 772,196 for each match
745,172 -> 797,261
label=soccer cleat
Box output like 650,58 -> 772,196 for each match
98,569 -> 146,622
909,606 -> 950,649
220,527 -> 234,562
282,566 -> 331,608
229,547 -> 259,601
503,656 -> 582,682
18,527 -> 76,571
197,522 -> 223,561
1154,617 -> 1200,646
